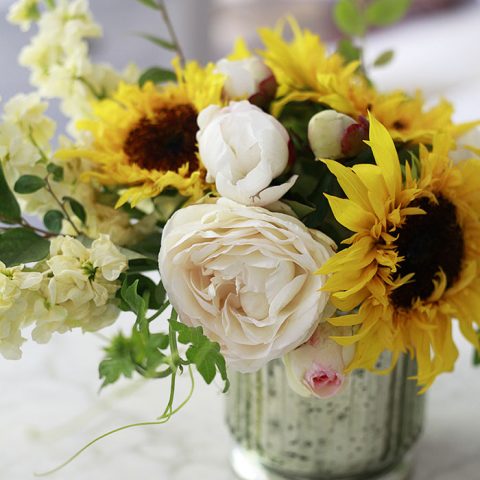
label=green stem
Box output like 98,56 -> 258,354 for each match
157,0 -> 185,66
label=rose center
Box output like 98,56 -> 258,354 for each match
390,195 -> 464,309
123,103 -> 199,172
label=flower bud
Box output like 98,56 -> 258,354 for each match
308,110 -> 357,159
216,56 -> 273,101
284,322 -> 355,399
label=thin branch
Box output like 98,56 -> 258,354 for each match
43,175 -> 82,236
157,0 -> 185,66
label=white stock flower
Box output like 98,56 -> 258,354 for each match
308,110 -> 356,159
31,235 -> 127,342
197,101 -> 297,206
0,262 -> 43,359
159,198 -> 335,372
7,0 -> 39,31
216,56 -> 271,99
284,322 -> 355,399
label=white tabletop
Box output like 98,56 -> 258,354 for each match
1,2 -> 480,479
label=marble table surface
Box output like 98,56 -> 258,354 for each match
1,1 -> 480,479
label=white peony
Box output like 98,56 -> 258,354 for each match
308,110 -> 357,160
159,198 -> 335,372
0,262 -> 43,359
284,322 -> 355,399
216,56 -> 272,99
197,101 -> 297,206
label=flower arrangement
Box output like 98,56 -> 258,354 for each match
2,0 -> 480,459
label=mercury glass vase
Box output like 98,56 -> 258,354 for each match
226,353 -> 425,480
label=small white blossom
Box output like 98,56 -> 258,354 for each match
0,262 -> 43,359
7,0 -> 40,32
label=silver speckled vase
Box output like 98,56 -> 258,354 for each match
226,353 -> 425,480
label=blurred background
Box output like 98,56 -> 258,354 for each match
0,1 -> 480,479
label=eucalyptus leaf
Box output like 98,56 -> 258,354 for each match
139,67 -> 177,87
47,163 -> 64,182
0,164 -> 21,224
366,0 -> 411,26
135,0 -> 160,10
337,39 -> 362,63
64,196 -> 87,224
0,228 -> 50,266
14,175 -> 46,194
137,33 -> 176,51
373,49 -> 394,67
43,210 -> 64,234
333,0 -> 366,37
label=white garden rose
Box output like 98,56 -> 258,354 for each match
216,56 -> 272,99
284,322 -> 355,399
197,101 -> 297,206
308,110 -> 356,160
159,198 -> 335,372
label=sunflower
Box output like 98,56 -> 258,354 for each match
258,18 -> 475,144
61,59 -> 225,207
319,113 -> 480,391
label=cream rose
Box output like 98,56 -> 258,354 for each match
284,322 -> 355,399
159,198 -> 335,372
197,101 -> 297,206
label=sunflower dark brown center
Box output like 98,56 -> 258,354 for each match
390,195 -> 464,309
123,103 -> 198,172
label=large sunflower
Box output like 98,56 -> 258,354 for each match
258,18 -> 472,144
63,59 -> 225,207
319,113 -> 480,391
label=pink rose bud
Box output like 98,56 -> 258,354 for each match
284,322 -> 355,399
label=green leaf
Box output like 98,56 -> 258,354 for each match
0,164 -> 21,224
47,163 -> 64,182
139,67 -> 177,87
137,34 -> 176,51
64,196 -> 87,224
119,274 -> 166,310
333,0 -> 366,37
171,319 -> 230,392
474,348 -> 480,366
337,39 -> 362,63
373,49 -> 394,67
128,231 -> 162,260
14,175 -> 46,194
283,200 -> 316,220
0,228 -> 50,266
43,210 -> 64,234
120,279 -> 146,316
135,0 -> 161,10
99,334 -> 136,388
366,0 -> 411,27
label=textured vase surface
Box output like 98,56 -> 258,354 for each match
226,353 -> 425,480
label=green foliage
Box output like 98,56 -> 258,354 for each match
373,49 -> 394,67
282,200 -> 316,220
128,231 -> 163,261
47,163 -> 64,182
14,175 -> 46,194
118,274 -> 166,311
135,0 -> 160,10
337,39 -> 362,63
0,164 -> 21,224
63,196 -> 87,224
139,67 -> 177,87
44,210 -> 64,233
99,334 -> 136,387
333,0 -> 366,37
137,34 -> 176,51
366,0 -> 411,26
170,318 -> 230,391
0,228 -> 50,266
